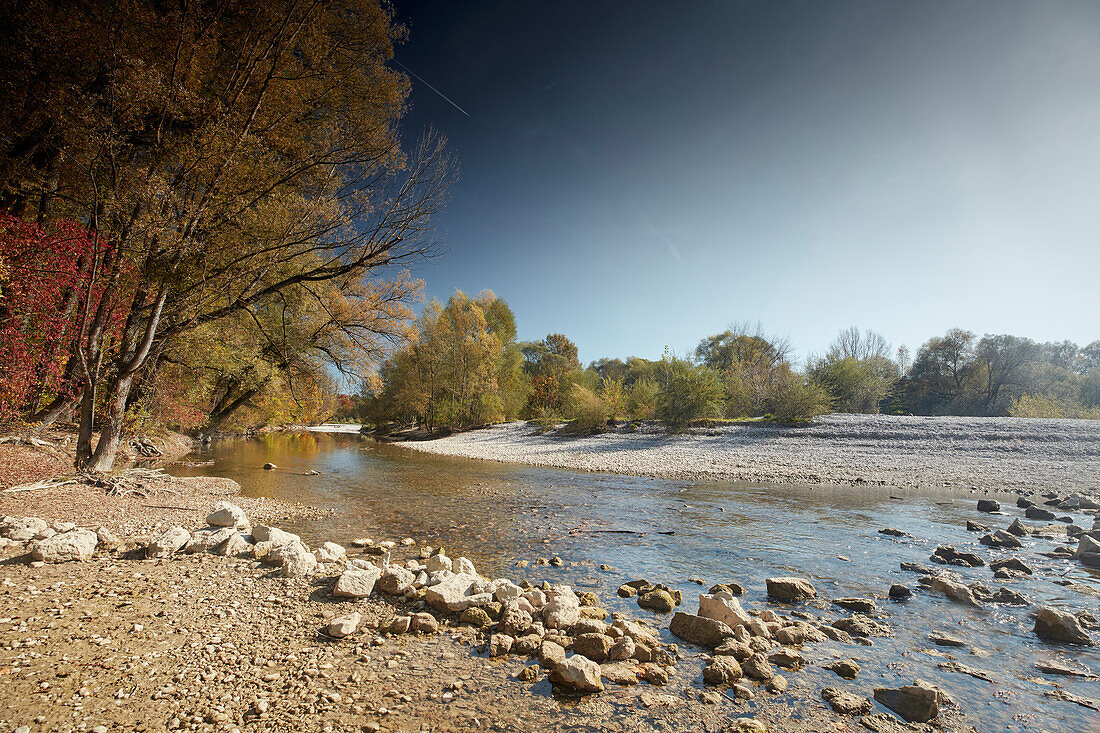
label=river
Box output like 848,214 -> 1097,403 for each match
169,430 -> 1100,732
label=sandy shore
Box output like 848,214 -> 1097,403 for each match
399,414 -> 1100,493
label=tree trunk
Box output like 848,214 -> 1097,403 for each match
74,384 -> 96,467
86,372 -> 135,472
29,392 -> 76,432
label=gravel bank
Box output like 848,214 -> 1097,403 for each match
399,415 -> 1100,493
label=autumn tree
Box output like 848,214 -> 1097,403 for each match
0,0 -> 452,469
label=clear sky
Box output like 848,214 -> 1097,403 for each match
390,0 -> 1100,365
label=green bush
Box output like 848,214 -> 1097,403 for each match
767,368 -> 832,423
807,355 -> 898,413
563,384 -> 611,433
656,359 -> 723,432
627,377 -> 659,420
533,406 -> 559,433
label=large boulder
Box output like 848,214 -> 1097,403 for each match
425,573 -> 487,612
548,655 -> 604,693
873,683 -> 940,723
31,529 -> 98,563
669,612 -> 735,648
976,499 -> 1000,513
217,532 -> 254,557
205,501 -> 249,529
1077,534 -> 1100,557
765,577 -> 816,602
699,592 -> 751,629
1033,607 -> 1094,646
334,566 -> 382,598
147,526 -> 191,558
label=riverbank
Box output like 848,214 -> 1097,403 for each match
398,414 -> 1100,493
0,501 -> 983,733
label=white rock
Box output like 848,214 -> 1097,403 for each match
327,611 -> 361,638
217,532 -> 254,557
699,592 -> 752,630
542,587 -> 581,630
0,516 -> 49,542
205,501 -> 249,529
95,526 -> 122,548
147,526 -> 191,557
52,521 -> 77,533
424,555 -> 452,573
185,526 -> 235,554
334,567 -> 382,598
316,541 -> 346,562
425,573 -> 484,612
378,565 -> 416,595
280,544 -> 317,577
30,529 -> 98,563
494,581 -> 524,603
524,588 -> 548,608
251,525 -> 301,546
455,556 -> 477,575
548,654 -> 604,692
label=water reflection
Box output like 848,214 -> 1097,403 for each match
170,432 -> 1100,732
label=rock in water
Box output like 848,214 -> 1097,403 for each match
637,589 -> 676,613
821,688 -> 873,716
980,530 -> 1022,549
702,656 -> 742,685
976,499 -> 1000,513
1033,607 -> 1094,646
930,546 -> 985,567
263,462 -> 276,470
888,584 -> 912,600
327,612 -> 360,638
548,655 -> 604,693
873,682 -> 940,723
30,529 -> 98,563
930,577 -> 980,607
823,659 -> 860,679
205,501 -> 249,529
698,592 -> 751,629
669,612 -> 735,647
333,567 -> 381,598
765,577 -> 816,602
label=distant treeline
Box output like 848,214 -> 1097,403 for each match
345,291 -> 1100,432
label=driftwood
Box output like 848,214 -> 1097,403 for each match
129,436 -> 163,458
0,435 -> 59,449
3,467 -> 178,499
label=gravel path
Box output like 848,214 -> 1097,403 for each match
400,415 -> 1100,493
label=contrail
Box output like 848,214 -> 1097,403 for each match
394,60 -> 470,117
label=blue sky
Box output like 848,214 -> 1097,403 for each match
391,1 -> 1100,365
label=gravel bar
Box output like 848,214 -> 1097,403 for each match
399,414 -> 1100,493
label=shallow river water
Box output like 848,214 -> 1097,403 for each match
170,431 -> 1100,732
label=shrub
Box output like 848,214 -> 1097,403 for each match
656,358 -> 723,432
807,355 -> 899,413
1010,394 -> 1100,419
767,368 -> 832,423
599,378 -> 627,419
563,384 -> 611,434
533,406 -> 559,433
627,377 -> 659,420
